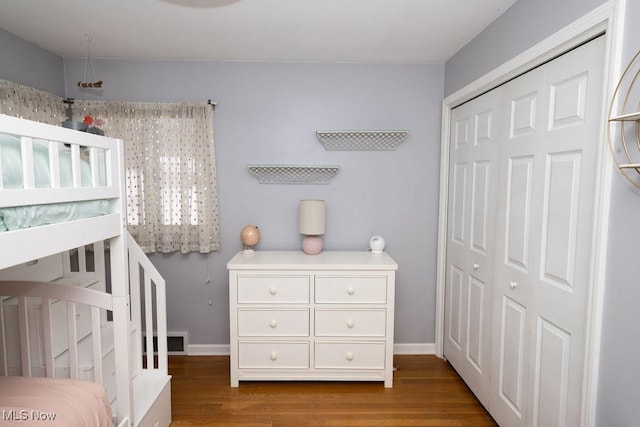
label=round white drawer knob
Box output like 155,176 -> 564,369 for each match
509,281 -> 518,289
346,287 -> 355,295
269,319 -> 278,328
269,287 -> 278,295
473,263 -> 480,270
346,352 -> 354,361
270,352 -> 278,361
346,319 -> 355,328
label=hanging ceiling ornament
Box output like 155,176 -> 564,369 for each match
77,33 -> 103,89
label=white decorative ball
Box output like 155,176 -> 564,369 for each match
240,225 -> 260,254
369,235 -> 385,254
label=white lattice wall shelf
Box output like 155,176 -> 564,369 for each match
247,165 -> 340,184
316,130 -> 409,151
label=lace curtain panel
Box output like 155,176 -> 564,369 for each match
0,80 -> 66,124
0,80 -> 220,254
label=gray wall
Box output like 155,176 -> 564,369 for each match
0,27 -> 65,96
595,1 -> 640,424
445,0 -> 640,425
62,58 -> 444,346
445,0 -> 606,96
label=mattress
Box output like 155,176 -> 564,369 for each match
0,376 -> 113,426
0,133 -> 110,231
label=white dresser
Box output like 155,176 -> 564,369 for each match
227,250 -> 398,387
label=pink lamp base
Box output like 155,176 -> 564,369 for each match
302,236 -> 323,255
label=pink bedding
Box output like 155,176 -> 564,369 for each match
0,376 -> 113,426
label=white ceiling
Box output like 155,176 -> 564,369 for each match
0,0 -> 517,63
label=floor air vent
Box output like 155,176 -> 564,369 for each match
143,332 -> 188,355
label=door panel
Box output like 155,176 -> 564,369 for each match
527,36 -> 605,427
505,156 -> 534,271
498,295 -> 527,420
466,276 -> 485,370
451,162 -> 468,246
532,317 -> 571,427
471,160 -> 491,254
510,91 -> 538,138
548,72 -> 588,130
491,62 -> 546,427
448,264 -> 464,349
455,116 -> 471,149
541,152 -> 582,290
476,109 -> 494,144
444,90 -> 500,409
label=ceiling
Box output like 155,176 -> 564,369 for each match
0,0 -> 517,63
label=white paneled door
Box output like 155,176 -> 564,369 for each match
445,87 -> 500,408
444,36 -> 605,427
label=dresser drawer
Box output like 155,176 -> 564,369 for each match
315,276 -> 387,303
238,341 -> 310,369
315,309 -> 386,337
238,309 -> 309,336
315,342 -> 386,369
237,275 -> 310,303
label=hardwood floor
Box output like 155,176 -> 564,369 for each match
169,355 -> 497,426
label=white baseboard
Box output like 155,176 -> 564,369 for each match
186,343 -> 436,356
393,343 -> 436,355
187,344 -> 230,356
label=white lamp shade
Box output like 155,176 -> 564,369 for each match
299,200 -> 326,235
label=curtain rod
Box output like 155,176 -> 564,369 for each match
64,97 -> 217,110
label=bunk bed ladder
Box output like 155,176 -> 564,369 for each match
126,231 -> 168,376
125,230 -> 171,427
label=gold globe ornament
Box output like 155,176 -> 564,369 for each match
240,225 -> 261,255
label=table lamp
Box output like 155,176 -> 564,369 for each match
299,200 -> 325,255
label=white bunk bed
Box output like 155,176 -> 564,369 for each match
0,114 -> 171,427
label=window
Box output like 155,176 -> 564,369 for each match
0,81 -> 219,254
77,101 -> 220,254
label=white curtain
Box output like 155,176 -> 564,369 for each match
75,100 -> 220,254
0,80 -> 66,124
0,80 -> 220,254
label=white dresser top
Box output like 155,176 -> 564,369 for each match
227,250 -> 398,271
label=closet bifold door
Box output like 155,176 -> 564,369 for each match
443,87 -> 500,409
444,34 -> 606,427
490,36 -> 605,427
489,64 -> 545,427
